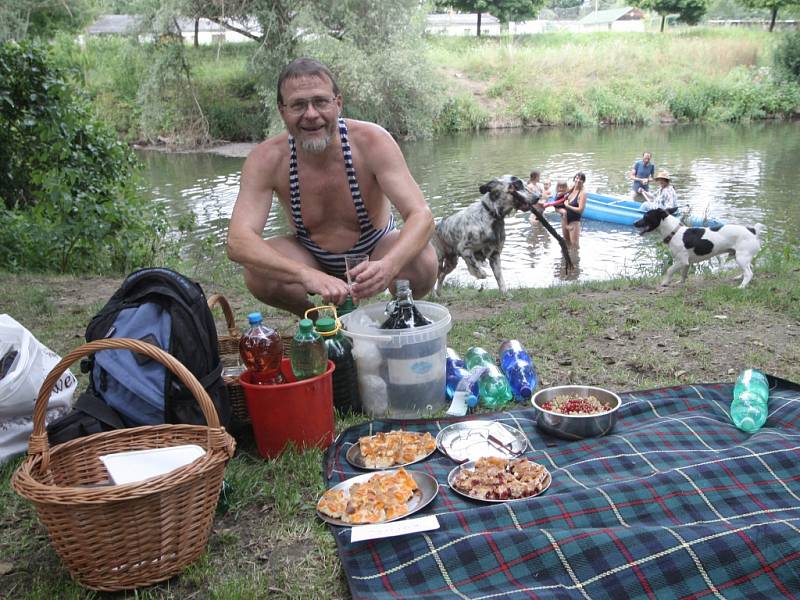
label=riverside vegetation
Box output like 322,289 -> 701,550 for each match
69,28 -> 800,144
1,240 -> 799,598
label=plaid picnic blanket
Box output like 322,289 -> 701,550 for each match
323,378 -> 800,599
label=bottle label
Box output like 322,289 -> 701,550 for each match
387,353 -> 440,385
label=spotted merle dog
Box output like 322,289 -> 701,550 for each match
432,175 -> 572,295
633,208 -> 765,288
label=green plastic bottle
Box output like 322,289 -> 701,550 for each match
464,347 -> 512,409
290,318 -> 327,380
338,295 -> 356,316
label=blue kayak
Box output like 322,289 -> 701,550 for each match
583,192 -> 655,225
551,192 -> 723,227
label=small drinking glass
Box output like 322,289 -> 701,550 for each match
344,254 -> 369,291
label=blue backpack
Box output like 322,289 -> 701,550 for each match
48,268 -> 230,443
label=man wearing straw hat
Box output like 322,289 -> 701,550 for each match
640,171 -> 678,212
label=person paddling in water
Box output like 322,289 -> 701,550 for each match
227,58 -> 437,316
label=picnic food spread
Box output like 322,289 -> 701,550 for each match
358,430 -> 436,468
317,468 -> 419,524
451,456 -> 549,501
539,393 -> 610,415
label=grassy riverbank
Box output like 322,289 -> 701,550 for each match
67,28 -> 799,144
1,241 -> 799,598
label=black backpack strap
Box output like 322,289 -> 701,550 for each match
74,390 -> 127,429
46,389 -> 127,445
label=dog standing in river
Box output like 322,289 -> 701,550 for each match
432,175 -> 572,295
633,208 -> 765,288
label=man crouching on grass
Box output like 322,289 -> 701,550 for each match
227,58 -> 437,316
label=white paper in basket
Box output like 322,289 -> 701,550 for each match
100,444 -> 206,485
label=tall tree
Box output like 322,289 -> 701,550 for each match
631,0 -> 708,31
434,0 -> 544,35
490,0 -> 546,24
738,0 -> 800,31
0,0 -> 93,42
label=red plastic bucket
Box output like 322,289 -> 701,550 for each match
240,358 -> 335,458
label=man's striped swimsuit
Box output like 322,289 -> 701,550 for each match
288,118 -> 395,278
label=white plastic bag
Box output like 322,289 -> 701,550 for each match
0,314 -> 76,463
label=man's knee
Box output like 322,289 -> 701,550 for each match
242,268 -> 281,305
403,243 -> 437,297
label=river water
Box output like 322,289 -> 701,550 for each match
137,121 -> 798,289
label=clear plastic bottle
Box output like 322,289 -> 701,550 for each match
445,347 -> 469,401
380,280 -> 432,329
290,318 -> 327,380
448,366 -> 483,416
731,368 -> 770,433
316,316 -> 360,413
238,312 -> 283,385
498,340 -> 538,401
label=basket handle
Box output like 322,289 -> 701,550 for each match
207,293 -> 239,338
28,338 -> 230,469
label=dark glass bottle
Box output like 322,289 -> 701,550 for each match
316,317 -> 361,414
380,280 -> 432,329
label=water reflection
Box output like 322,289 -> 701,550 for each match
137,121 -> 797,290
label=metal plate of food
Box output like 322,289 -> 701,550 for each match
447,458 -> 551,503
346,430 -> 437,470
436,420 -> 528,464
316,469 -> 439,527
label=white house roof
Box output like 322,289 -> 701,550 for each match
427,13 -> 501,26
85,14 -> 142,35
86,14 -> 261,36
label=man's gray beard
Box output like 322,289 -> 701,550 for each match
299,133 -> 332,154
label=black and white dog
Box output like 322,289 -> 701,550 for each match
432,175 -> 572,294
633,208 -> 765,288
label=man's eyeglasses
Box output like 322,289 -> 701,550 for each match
282,96 -> 337,116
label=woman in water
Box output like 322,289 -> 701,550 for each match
557,172 -> 587,249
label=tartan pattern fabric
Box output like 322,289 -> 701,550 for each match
323,379 -> 800,599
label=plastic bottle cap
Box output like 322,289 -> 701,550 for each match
247,312 -> 262,325
520,386 -> 532,400
316,317 -> 337,333
298,318 -> 314,332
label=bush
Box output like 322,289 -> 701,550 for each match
433,95 -> 490,133
0,40 -> 168,273
773,31 -> 800,83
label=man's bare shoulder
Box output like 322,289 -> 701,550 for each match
345,119 -> 395,147
246,132 -> 289,165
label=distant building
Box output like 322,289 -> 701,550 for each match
426,13 -> 502,36
578,7 -> 645,32
85,14 -> 142,37
83,14 -> 261,44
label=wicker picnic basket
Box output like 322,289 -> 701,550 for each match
11,338 -> 236,592
207,293 -> 249,423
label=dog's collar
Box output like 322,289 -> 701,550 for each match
481,196 -> 502,219
663,223 -> 682,244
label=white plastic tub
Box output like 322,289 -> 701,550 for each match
340,301 -> 452,418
